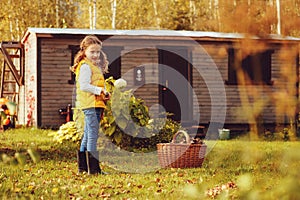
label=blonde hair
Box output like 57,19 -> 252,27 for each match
71,35 -> 109,73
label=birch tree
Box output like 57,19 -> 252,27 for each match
111,0 -> 117,29
276,0 -> 281,34
152,0 -> 160,28
88,0 -> 97,29
214,0 -> 220,31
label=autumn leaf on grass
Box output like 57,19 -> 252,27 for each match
52,187 -> 59,193
137,184 -> 144,189
14,187 -> 22,193
205,181 -> 237,199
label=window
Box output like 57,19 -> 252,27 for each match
227,48 -> 274,85
68,45 -> 79,84
102,46 -> 123,79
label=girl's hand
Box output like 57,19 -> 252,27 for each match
103,91 -> 111,101
95,91 -> 110,102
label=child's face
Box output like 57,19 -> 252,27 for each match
85,44 -> 101,64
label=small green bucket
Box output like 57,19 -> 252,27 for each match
218,129 -> 230,140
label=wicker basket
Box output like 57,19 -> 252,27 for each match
157,130 -> 207,168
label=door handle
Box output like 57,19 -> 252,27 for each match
163,80 -> 168,91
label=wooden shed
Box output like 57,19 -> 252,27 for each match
1,28 -> 299,133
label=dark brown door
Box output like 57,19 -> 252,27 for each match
158,48 -> 192,122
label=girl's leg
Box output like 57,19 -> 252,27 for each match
79,120 -> 88,152
83,108 -> 104,175
78,110 -> 89,173
83,108 -> 103,151
95,108 -> 103,122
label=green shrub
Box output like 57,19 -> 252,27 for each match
48,121 -> 82,145
100,77 -> 180,151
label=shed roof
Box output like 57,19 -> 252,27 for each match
21,27 -> 300,43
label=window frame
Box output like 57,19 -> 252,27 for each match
227,47 -> 274,85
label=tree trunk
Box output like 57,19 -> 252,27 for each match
248,0 -> 251,15
152,0 -> 160,28
89,0 -> 92,29
93,0 -> 96,29
112,0 -> 117,29
56,0 -> 59,27
189,0 -> 195,27
276,0 -> 281,35
214,0 -> 220,31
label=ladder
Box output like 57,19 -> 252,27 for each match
0,41 -> 24,103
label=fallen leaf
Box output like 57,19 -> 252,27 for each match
185,179 -> 194,184
137,184 -> 143,189
14,187 -> 21,192
52,187 -> 59,193
154,178 -> 160,183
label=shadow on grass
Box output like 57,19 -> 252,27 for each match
38,146 -> 76,161
0,147 -> 16,156
0,145 -> 77,162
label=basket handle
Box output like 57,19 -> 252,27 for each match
171,130 -> 191,144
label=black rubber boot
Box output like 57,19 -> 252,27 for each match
77,151 -> 88,174
86,151 -> 102,175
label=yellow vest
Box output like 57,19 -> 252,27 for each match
75,59 -> 106,109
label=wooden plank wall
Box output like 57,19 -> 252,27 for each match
40,39 -> 77,127
270,44 -> 298,124
192,43 -> 228,124
33,37 -> 299,128
192,42 -> 299,126
121,47 -> 160,117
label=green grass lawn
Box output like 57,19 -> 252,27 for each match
1,128 -> 300,199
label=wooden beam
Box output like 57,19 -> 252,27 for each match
0,62 -> 5,97
1,41 -> 22,49
0,43 -> 23,86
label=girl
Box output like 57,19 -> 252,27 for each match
71,35 -> 109,175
